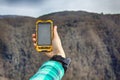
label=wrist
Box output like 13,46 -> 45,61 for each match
57,54 -> 66,58
58,52 -> 66,58
58,47 -> 66,58
50,55 -> 71,72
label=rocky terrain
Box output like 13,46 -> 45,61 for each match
0,11 -> 120,80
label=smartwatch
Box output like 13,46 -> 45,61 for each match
50,55 -> 71,72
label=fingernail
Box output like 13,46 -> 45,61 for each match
33,38 -> 36,41
54,25 -> 57,28
34,43 -> 36,46
32,34 -> 35,37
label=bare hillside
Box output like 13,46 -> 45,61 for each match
0,11 -> 120,80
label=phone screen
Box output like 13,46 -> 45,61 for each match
38,23 -> 51,45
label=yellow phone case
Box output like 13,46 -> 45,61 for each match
35,20 -> 53,52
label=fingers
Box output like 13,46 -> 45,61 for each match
32,34 -> 36,42
34,43 -> 37,47
32,34 -> 36,38
32,33 -> 37,47
32,38 -> 36,42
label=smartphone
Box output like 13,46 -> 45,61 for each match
35,20 -> 53,52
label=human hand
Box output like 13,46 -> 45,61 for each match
32,26 -> 66,58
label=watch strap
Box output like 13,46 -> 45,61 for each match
50,55 -> 71,72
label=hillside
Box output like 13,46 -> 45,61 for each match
0,11 -> 120,80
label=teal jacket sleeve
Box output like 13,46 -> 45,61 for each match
29,60 -> 65,80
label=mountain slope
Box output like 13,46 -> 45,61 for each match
0,11 -> 120,80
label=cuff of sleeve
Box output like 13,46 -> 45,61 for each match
50,55 -> 71,72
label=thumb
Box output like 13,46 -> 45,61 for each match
54,26 -> 59,38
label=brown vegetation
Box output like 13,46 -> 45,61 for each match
0,11 -> 120,80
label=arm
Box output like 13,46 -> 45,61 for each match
30,60 -> 64,80
30,26 -> 71,80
